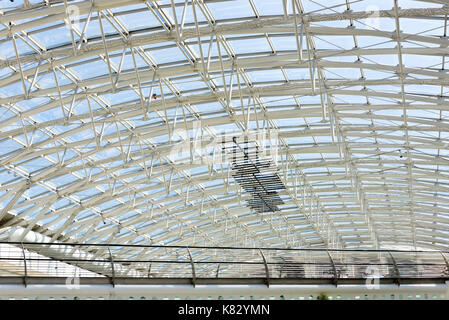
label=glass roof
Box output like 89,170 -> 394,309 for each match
1,0 -> 449,265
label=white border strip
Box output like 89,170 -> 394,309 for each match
0,284 -> 447,300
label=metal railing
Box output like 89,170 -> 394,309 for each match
0,242 -> 448,286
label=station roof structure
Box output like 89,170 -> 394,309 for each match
1,0 -> 449,273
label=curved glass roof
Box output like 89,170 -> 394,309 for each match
1,0 -> 449,257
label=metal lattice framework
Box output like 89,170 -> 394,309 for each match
1,0 -> 449,278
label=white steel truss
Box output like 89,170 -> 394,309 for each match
0,0 -> 449,271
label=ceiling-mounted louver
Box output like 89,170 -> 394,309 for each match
226,137 -> 286,213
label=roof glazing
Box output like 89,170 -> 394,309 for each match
0,0 -> 449,263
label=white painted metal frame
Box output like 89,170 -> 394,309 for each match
0,0 -> 449,277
